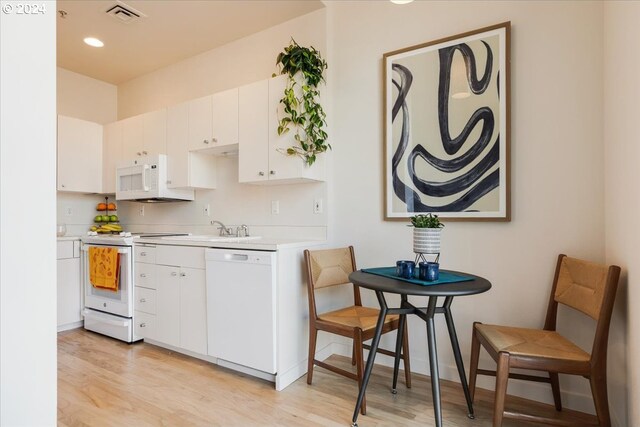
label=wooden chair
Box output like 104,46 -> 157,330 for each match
468,254 -> 621,427
304,246 -> 411,415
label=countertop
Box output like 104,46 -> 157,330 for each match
136,236 -> 325,251
57,235 -> 81,241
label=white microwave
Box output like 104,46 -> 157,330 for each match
115,154 -> 194,202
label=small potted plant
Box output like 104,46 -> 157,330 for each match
410,213 -> 444,254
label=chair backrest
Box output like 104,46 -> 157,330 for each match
304,246 -> 361,320
544,254 -> 621,366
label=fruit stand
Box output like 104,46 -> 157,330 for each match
90,197 -> 122,234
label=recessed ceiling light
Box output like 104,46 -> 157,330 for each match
83,37 -> 104,48
390,0 -> 414,4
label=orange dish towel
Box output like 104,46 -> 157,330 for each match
89,247 -> 120,292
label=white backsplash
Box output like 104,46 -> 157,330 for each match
107,156 -> 327,240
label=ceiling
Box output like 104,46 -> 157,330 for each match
57,0 -> 325,85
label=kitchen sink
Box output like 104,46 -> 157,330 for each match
160,235 -> 261,242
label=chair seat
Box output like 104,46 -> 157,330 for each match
319,306 -> 399,331
476,324 -> 590,363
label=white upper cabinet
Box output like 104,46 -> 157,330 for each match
238,75 -> 325,185
238,80 -> 269,183
188,88 -> 239,155
167,101 -> 217,189
57,115 -> 103,193
102,121 -> 123,194
121,109 -> 167,161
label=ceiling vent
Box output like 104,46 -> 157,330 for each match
105,1 -> 146,24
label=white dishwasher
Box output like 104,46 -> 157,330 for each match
205,248 -> 277,375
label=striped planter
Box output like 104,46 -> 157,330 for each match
413,228 -> 441,254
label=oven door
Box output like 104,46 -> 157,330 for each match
82,243 -> 133,318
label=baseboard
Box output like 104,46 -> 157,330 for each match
57,320 -> 83,333
276,342 -> 334,391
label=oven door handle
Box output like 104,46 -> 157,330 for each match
82,310 -> 129,327
81,244 -> 129,254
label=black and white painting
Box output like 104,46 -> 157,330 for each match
384,23 -> 510,220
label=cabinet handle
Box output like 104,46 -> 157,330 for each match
142,151 -> 148,155
140,273 -> 146,278
258,171 -> 265,176
203,139 -> 209,144
167,180 -> 172,185
212,137 -> 218,143
139,322 -> 146,328
137,152 -> 142,156
171,272 -> 178,277
180,272 -> 186,277
61,184 -> 66,188
140,252 -> 147,256
270,170 -> 276,175
139,298 -> 146,303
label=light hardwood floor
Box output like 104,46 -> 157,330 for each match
58,329 -> 593,426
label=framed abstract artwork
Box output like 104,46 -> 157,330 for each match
384,22 -> 511,221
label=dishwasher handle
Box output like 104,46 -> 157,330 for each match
224,253 -> 248,261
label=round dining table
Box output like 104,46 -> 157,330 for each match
348,269 -> 492,427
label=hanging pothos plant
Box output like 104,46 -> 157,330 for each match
275,39 -> 329,166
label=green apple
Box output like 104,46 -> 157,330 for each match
100,215 -> 109,222
109,215 -> 118,222
94,215 -> 102,222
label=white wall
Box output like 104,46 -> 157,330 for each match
325,0 -> 614,420
604,2 -> 640,426
57,67 -> 117,124
1,5 -> 57,426
115,9 -> 329,238
56,68 -> 119,236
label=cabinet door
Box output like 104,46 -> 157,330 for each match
57,257 -> 82,328
238,80 -> 269,183
57,115 -> 103,193
167,102 -> 190,188
211,87 -> 239,148
102,121 -> 122,194
179,267 -> 207,355
188,95 -> 213,151
143,108 -> 167,157
121,114 -> 144,160
268,75 -> 299,181
155,265 -> 181,348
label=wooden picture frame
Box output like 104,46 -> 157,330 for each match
384,22 -> 511,221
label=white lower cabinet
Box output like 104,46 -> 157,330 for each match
134,245 -> 207,356
57,240 -> 82,331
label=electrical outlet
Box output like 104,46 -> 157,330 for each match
271,200 -> 280,215
203,204 -> 210,217
65,206 -> 73,216
139,205 -> 145,216
313,198 -> 323,214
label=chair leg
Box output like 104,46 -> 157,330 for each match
469,322 -> 481,402
590,372 -> 611,427
354,328 -> 366,415
550,372 -> 562,411
351,342 -> 356,366
402,321 -> 412,388
493,352 -> 510,427
307,327 -> 318,385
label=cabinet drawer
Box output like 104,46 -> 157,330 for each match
135,262 -> 156,288
57,241 -> 75,260
156,245 -> 205,269
135,245 -> 156,264
135,286 -> 156,314
135,311 -> 156,340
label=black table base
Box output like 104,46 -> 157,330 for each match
351,293 -> 474,427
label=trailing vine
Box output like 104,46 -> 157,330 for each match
275,39 -> 329,166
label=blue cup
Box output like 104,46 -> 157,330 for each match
425,262 -> 439,281
396,260 -> 415,279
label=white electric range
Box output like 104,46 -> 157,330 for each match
80,232 -> 187,342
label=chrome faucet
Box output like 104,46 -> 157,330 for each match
236,224 -> 250,237
210,220 -> 233,236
